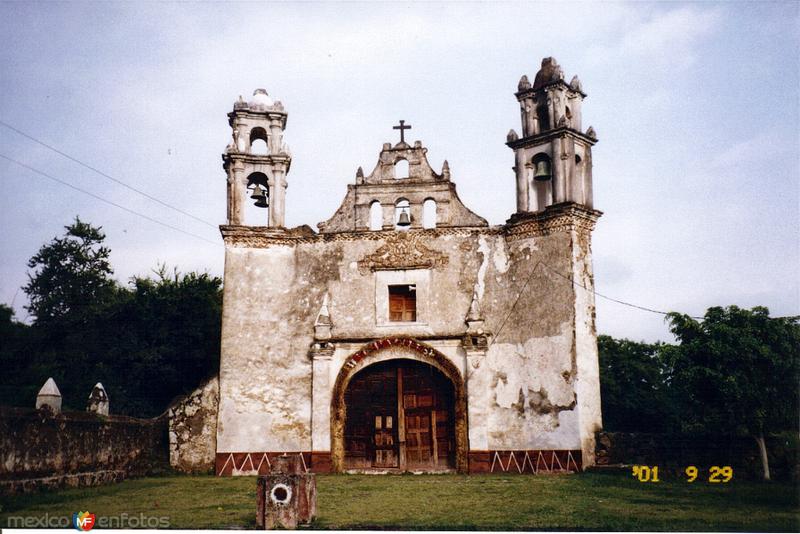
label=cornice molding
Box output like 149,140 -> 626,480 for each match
506,127 -> 597,149
219,225 -> 500,248
504,202 -> 602,240
220,204 -> 600,248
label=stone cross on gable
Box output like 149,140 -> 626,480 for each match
393,120 -> 411,144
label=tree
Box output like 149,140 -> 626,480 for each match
24,217 -> 116,325
0,304 -> 37,406
108,266 -> 222,415
598,335 -> 677,432
663,306 -> 800,480
9,218 -> 222,417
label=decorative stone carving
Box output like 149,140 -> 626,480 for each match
356,232 -> 449,275
586,126 -> 597,139
505,203 -> 601,239
309,341 -> 335,360
557,115 -> 568,127
507,129 -> 519,142
570,75 -> 583,92
518,75 -> 531,91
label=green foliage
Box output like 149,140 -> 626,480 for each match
0,304 -> 38,407
24,217 -> 116,325
107,266 -> 222,415
0,219 -> 221,417
597,335 -> 678,432
663,306 -> 800,437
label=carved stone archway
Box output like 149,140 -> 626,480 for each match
330,337 -> 468,473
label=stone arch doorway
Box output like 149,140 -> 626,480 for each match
330,338 -> 468,473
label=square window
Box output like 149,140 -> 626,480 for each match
388,284 -> 416,322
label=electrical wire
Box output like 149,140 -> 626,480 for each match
539,263 -> 704,319
0,117 -> 755,325
0,119 -> 218,229
0,153 -> 220,246
489,259 -> 705,347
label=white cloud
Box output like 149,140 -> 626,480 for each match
586,5 -> 722,70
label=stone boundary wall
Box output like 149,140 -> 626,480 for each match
167,376 -> 218,473
595,431 -> 799,480
0,407 -> 168,495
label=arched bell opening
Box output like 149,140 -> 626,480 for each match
394,158 -> 409,179
330,339 -> 468,473
249,127 -> 269,155
422,198 -> 437,229
536,103 -> 550,131
394,198 -> 411,230
531,153 -> 553,211
245,172 -> 269,225
369,200 -> 382,231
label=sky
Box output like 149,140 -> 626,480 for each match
0,1 -> 797,342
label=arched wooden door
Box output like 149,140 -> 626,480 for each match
343,359 -> 456,471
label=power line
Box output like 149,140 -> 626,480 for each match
539,263 -> 704,320
490,259 -> 705,347
0,119 -> 217,229
0,153 -> 220,246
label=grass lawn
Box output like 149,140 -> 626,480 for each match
1,470 -> 797,531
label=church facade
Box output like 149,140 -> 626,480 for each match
215,57 -> 602,475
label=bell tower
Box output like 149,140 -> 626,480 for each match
222,89 -> 291,227
506,58 -> 597,213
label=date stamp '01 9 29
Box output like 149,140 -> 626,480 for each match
632,465 -> 734,483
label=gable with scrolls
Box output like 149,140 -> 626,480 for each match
357,232 -> 449,275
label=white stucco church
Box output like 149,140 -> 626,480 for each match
205,57 -> 602,475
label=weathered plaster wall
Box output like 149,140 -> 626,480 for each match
168,376 -> 219,473
572,229 -> 603,464
218,244 -> 316,453
218,218 -> 598,459
0,407 -> 167,495
470,230 -> 582,451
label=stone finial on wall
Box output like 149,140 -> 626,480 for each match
518,75 -> 531,91
507,129 -> 519,142
465,291 -> 485,334
570,75 -> 583,93
87,382 -> 109,416
314,294 -> 332,340
441,160 -> 451,180
35,377 -> 62,414
586,126 -> 597,139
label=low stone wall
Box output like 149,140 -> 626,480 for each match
0,407 -> 168,495
167,376 -> 218,473
595,431 -> 799,480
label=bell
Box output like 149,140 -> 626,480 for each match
533,159 -> 552,181
254,194 -> 268,208
250,184 -> 265,199
397,209 -> 411,227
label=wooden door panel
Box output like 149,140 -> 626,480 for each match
345,359 -> 455,471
